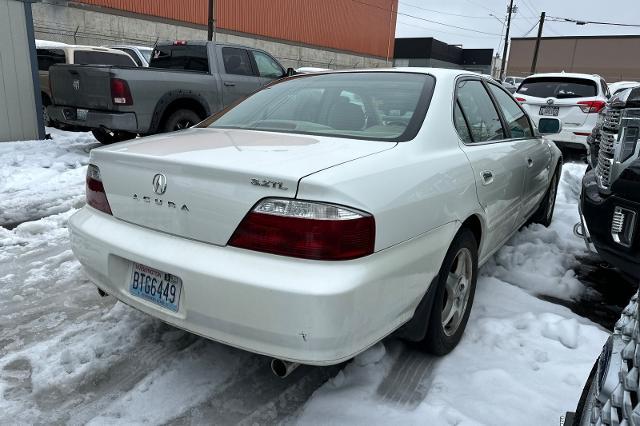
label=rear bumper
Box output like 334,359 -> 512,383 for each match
551,130 -> 589,149
48,105 -> 138,133
68,206 -> 454,365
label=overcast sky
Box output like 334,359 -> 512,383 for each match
395,0 -> 640,53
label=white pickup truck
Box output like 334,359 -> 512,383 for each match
68,68 -> 562,374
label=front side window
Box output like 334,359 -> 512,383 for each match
36,49 -> 65,71
517,77 -> 597,98
202,72 -> 435,142
488,83 -> 533,139
149,45 -> 209,72
222,47 -> 254,76
456,80 -> 505,143
74,51 -> 136,66
252,51 -> 284,79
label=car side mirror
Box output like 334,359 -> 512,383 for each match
286,67 -> 296,77
538,117 -> 562,135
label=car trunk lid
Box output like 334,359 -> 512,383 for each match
91,128 -> 396,246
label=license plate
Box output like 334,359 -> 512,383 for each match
539,106 -> 559,116
129,263 -> 182,312
77,108 -> 88,121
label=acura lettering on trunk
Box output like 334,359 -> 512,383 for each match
69,69 -> 562,372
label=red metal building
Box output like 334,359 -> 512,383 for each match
73,0 -> 398,59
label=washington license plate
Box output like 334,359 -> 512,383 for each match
129,262 -> 182,312
539,106 -> 559,116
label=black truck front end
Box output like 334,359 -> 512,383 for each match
577,87 -> 640,282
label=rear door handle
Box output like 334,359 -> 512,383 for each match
224,81 -> 236,87
527,158 -> 534,168
481,170 -> 494,185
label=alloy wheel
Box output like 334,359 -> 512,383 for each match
442,247 -> 473,337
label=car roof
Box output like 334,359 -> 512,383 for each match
523,72 -> 602,81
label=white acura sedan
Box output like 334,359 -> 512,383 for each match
69,69 -> 562,369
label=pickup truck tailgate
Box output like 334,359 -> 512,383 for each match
50,64 -> 113,109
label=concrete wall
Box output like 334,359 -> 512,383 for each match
509,36 -> 640,82
0,0 -> 43,142
32,2 -> 389,69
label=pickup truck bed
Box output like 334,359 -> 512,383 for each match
48,41 -> 288,142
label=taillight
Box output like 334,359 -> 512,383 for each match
173,40 -> 188,45
111,78 -> 133,105
86,164 -> 112,215
515,97 -> 526,103
578,100 -> 606,113
228,198 -> 375,260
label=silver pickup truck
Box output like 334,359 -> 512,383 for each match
48,41 -> 291,143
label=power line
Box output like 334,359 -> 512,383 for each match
400,2 -> 505,19
397,18 -> 501,39
348,0 -> 503,36
547,16 -> 640,28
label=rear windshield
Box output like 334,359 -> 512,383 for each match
201,72 -> 435,142
149,45 -> 209,73
517,77 -> 597,98
74,51 -> 136,66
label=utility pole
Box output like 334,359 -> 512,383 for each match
500,0 -> 516,81
530,12 -> 546,74
207,0 -> 216,42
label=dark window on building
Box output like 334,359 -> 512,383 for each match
149,45 -> 209,72
222,47 -> 254,76
36,49 -> 66,71
517,77 -> 597,98
456,80 -> 505,143
487,83 -> 533,138
74,51 -> 136,66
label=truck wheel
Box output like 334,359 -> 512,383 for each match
163,109 -> 201,132
531,168 -> 560,227
91,128 -> 136,145
418,228 -> 478,356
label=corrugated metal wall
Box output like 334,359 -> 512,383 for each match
74,0 -> 397,58
0,0 -> 42,142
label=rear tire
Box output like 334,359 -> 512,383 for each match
531,167 -> 560,227
91,128 -> 136,145
418,228 -> 478,356
162,109 -> 201,132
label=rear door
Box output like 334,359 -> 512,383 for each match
219,46 -> 262,107
455,78 -> 526,252
516,76 -> 599,129
487,82 -> 551,220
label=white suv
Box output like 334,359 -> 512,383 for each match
515,73 -> 610,150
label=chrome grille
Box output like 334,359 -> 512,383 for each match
595,108 -> 622,191
603,109 -> 622,132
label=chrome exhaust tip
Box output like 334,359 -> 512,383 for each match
270,359 -> 300,378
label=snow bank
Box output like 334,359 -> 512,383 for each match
0,128 -> 98,226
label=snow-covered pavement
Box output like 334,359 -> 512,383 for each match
0,130 -> 609,424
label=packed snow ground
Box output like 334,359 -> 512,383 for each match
0,130 -> 609,425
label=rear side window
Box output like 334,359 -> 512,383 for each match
487,83 -> 533,138
456,80 -> 505,143
222,47 -> 254,76
149,45 -> 209,72
74,51 -> 136,66
37,49 -> 65,71
517,77 -> 597,98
